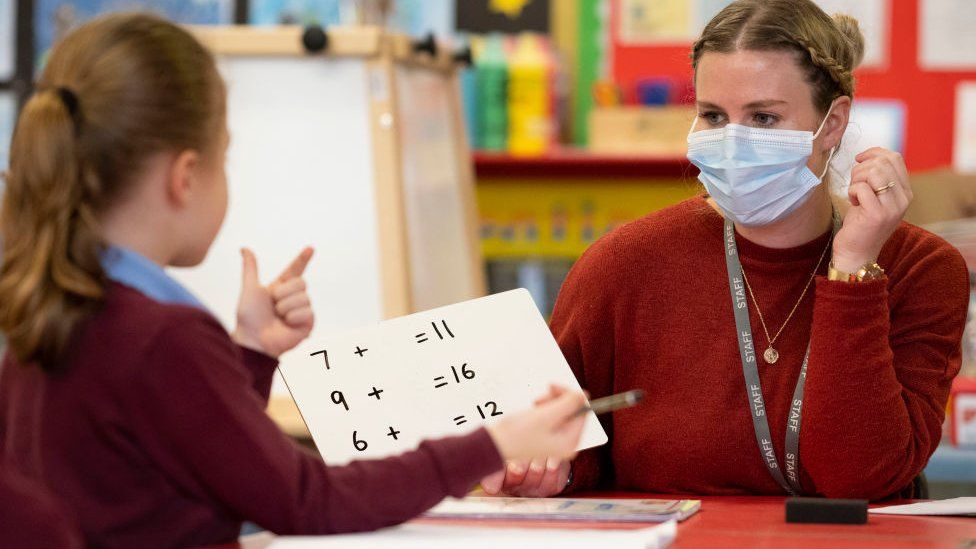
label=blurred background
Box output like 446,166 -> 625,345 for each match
1,0 -> 975,494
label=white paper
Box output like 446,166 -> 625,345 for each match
955,82 -> 976,173
279,289 -> 607,465
920,0 -> 976,70
0,91 -> 15,173
0,0 -> 13,80
813,0 -> 888,68
869,497 -> 976,516
269,521 -> 676,549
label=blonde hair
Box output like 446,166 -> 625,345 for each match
692,0 -> 865,112
0,14 -> 224,371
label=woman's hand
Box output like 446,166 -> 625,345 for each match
481,385 -> 585,497
232,247 -> 314,357
832,147 -> 912,273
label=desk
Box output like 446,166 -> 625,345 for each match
213,494 -> 976,549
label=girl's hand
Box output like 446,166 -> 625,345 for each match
482,385 -> 586,497
832,147 -> 912,273
232,247 -> 314,357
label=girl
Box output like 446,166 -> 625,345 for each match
0,13 -> 586,548
484,0 -> 970,500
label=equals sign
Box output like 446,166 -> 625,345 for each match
433,376 -> 448,389
431,320 -> 454,340
453,415 -> 468,426
415,332 -> 429,343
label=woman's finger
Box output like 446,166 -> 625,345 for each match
501,460 -> 529,491
480,469 -> 506,495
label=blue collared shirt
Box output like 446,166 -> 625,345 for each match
101,246 -> 205,309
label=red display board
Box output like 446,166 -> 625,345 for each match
611,1 -> 976,172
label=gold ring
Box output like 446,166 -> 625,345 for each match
873,181 -> 896,195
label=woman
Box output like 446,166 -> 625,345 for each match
483,0 -> 970,500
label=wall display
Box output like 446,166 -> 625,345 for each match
813,0 -> 888,68
0,0 -> 14,80
280,289 -> 607,465
456,0 -> 549,34
34,0 -> 232,64
919,0 -> 976,70
955,81 -> 976,173
0,92 -> 15,173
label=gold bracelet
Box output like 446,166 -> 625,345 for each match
827,261 -> 884,283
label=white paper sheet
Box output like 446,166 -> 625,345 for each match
869,497 -> 976,516
955,81 -> 976,173
920,0 -> 976,70
269,521 -> 677,549
0,0 -> 12,80
813,0 -> 889,68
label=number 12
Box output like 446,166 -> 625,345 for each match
476,401 -> 503,419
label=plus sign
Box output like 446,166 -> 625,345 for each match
354,346 -> 368,357
386,426 -> 401,440
367,386 -> 384,400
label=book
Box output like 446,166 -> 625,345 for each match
423,497 -> 701,523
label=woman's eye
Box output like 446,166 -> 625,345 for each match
753,113 -> 779,127
699,112 -> 726,126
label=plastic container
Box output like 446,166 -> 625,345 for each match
474,34 -> 509,151
507,33 -> 551,156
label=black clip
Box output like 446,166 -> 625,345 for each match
302,25 -> 329,54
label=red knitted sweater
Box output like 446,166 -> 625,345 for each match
553,196 -> 969,500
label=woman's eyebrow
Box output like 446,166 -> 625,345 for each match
743,99 -> 788,108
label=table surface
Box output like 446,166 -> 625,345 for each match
213,494 -> 976,549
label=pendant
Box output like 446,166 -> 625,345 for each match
763,347 -> 780,364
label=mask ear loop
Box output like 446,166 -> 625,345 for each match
814,100 -> 838,181
687,114 -> 700,138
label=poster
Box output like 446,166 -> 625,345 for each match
456,0 -> 549,34
955,82 -> 976,173
618,0 -> 691,44
0,0 -> 14,80
0,92 -> 15,174
919,0 -> 976,70
251,0 -> 453,38
813,0 -> 888,69
34,0 -> 232,65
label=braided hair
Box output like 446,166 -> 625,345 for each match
690,0 -> 865,114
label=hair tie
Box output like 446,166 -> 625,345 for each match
55,87 -> 80,119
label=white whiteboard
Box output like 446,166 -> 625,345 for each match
170,56 -> 384,389
396,64 -> 480,311
280,289 -> 607,465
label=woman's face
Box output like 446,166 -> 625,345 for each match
693,49 -> 850,177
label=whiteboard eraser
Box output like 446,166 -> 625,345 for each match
785,497 -> 868,524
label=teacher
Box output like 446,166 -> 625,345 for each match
483,0 -> 970,500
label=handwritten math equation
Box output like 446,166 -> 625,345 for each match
308,318 -> 505,452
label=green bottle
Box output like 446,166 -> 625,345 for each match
476,34 -> 509,151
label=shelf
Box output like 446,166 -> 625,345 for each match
473,148 -> 694,179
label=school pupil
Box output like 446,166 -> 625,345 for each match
0,14 -> 587,548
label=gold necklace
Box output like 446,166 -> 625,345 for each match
740,235 -> 832,364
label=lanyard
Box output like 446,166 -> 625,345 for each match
723,219 -> 809,495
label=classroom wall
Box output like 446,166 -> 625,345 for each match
610,0 -> 976,172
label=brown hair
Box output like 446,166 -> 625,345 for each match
691,0 -> 866,113
0,13 -> 224,371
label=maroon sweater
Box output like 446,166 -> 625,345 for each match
554,196 -> 970,500
0,283 -> 503,548
0,464 -> 82,548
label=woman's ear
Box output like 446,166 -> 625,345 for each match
166,150 -> 201,208
820,96 -> 852,152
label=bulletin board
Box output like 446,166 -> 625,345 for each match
608,0 -> 976,172
171,26 -> 484,435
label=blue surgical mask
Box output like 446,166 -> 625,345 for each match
686,106 -> 835,227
